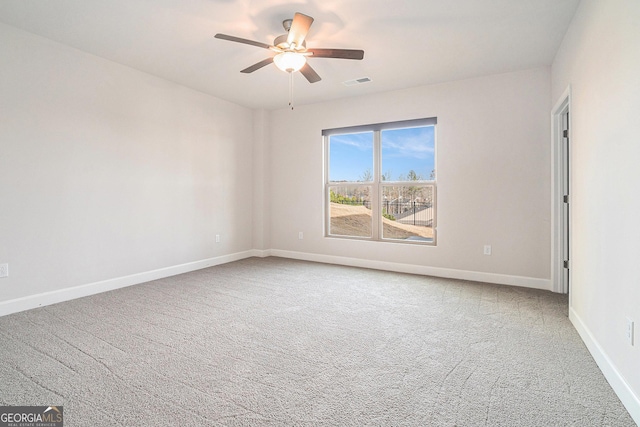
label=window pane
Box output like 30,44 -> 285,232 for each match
324,119 -> 437,245
329,186 -> 372,238
381,126 -> 435,181
329,132 -> 374,182
381,185 -> 434,242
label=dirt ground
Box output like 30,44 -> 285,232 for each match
329,203 -> 434,239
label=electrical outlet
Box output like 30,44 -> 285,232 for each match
627,318 -> 635,346
215,234 -> 220,243
483,245 -> 492,255
0,263 -> 8,278
298,232 -> 304,240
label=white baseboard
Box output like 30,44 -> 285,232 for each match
0,250 -> 260,317
0,248 -> 551,318
268,249 -> 552,291
251,249 -> 271,258
570,308 -> 640,425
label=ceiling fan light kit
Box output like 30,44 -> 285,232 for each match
273,52 -> 307,73
215,12 -> 365,108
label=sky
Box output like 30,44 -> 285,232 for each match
328,126 -> 435,182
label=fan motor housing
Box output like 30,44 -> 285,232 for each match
274,34 -> 306,50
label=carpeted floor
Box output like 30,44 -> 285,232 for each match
0,257 -> 635,426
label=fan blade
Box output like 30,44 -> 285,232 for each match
307,48 -> 364,60
240,58 -> 274,73
215,33 -> 273,50
287,13 -> 314,48
300,63 -> 321,83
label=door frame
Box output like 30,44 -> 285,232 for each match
551,86 -> 571,295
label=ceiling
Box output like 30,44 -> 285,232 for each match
0,0 -> 580,110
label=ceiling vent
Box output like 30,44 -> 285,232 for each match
343,77 -> 372,86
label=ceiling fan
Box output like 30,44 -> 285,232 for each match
214,12 -> 364,84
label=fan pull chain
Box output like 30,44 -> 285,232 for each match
288,71 -> 294,110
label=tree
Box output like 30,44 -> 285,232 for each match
360,168 -> 373,182
407,170 -> 422,181
406,169 -> 423,202
330,189 -> 358,204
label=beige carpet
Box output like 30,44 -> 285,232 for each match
0,257 -> 635,426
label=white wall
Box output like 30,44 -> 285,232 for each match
0,23 -> 254,306
551,0 -> 640,421
267,67 -> 552,287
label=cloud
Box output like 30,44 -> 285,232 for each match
382,127 -> 434,159
330,132 -> 373,151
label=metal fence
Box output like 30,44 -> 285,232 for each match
333,200 -> 433,227
384,201 -> 433,227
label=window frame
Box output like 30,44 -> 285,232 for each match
323,117 -> 437,245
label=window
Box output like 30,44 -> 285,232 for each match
324,118 -> 437,244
